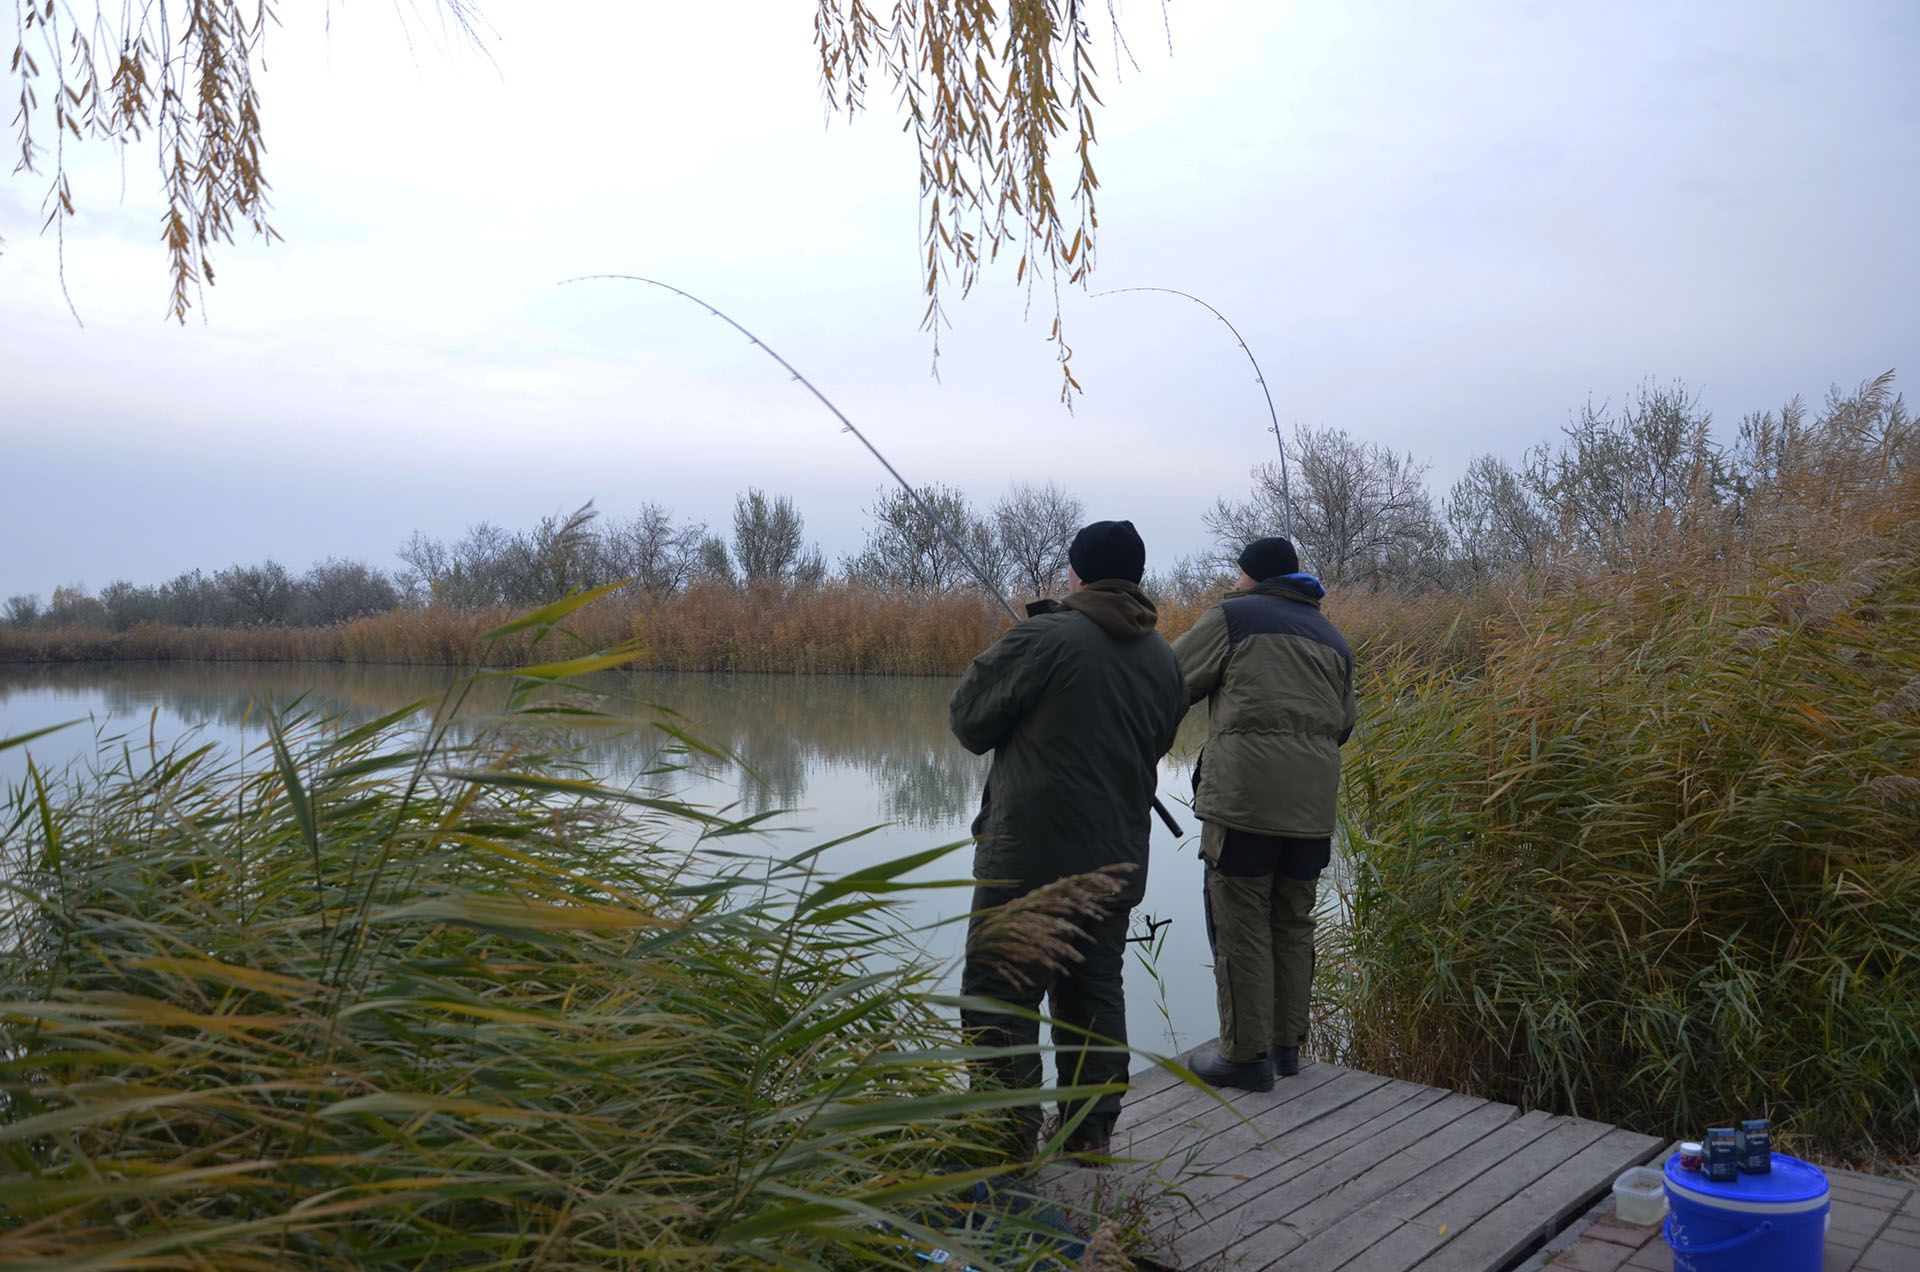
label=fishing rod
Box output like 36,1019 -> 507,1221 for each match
561,274 -> 1185,838
1094,287 -> 1294,539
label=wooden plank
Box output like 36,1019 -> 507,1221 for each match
1030,1067 -> 1339,1224
1409,1126 -> 1663,1271
1139,1075 -> 1424,1235
1102,1071 -> 1397,1241
1825,1169 -> 1920,1202
1112,1070 -> 1218,1126
1040,1057 -> 1782,1272
1034,1069 -> 1364,1259
1119,1054 -> 1210,1110
1117,1058 -> 1341,1136
1243,1095 -> 1510,1234
1128,1069 -> 1394,1166
1113,1062 -> 1346,1156
1164,1085 -> 1470,1268
1334,1116 -> 1619,1271
1171,1093 -> 1512,1268
1166,1078 -> 1437,1207
1269,1109 -> 1561,1271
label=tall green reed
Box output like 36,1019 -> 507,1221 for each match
0,603 -> 1141,1268
1322,531 -> 1920,1161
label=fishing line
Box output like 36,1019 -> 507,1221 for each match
1094,286 -> 1294,538
562,273 -> 1184,838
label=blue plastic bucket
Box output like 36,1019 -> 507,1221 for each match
1663,1151 -> 1828,1272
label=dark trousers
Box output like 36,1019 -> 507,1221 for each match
1198,820 -> 1323,1061
959,882 -> 1133,1143
1203,862 -> 1318,1062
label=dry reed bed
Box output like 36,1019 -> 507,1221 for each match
0,582 -> 1491,674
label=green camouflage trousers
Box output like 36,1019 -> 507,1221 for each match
1201,823 -> 1319,1064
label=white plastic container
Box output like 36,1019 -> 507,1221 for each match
1613,1165 -> 1668,1225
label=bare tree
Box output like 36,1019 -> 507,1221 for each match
791,547 -> 830,589
399,521 -> 519,607
1144,554 -> 1235,607
601,504 -> 709,598
844,484 -> 994,595
295,560 -> 402,626
1523,380 -> 1727,563
695,535 -> 735,585
731,489 -> 813,586
1446,454 -> 1551,581
993,481 -> 1083,601
1208,425 -> 1446,591
523,503 -> 603,600
216,561 -> 296,625
396,533 -> 454,605
100,581 -> 160,631
963,514 -> 1013,601
3,594 -> 43,628
155,571 -> 222,626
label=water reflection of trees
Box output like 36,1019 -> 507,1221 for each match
0,664 -> 998,829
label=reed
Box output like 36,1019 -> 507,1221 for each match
1320,486 -> 1920,1161
0,653 -> 1152,1266
0,580 -> 1488,678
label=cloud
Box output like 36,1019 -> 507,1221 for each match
2,0 -> 1916,597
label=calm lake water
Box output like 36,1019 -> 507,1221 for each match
0,661 -> 1335,1060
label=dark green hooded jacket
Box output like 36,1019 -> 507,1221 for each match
949,580 -> 1188,907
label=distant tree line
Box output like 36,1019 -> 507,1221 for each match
6,373 -> 1908,632
2,482 -> 1091,632
1203,370 -> 1911,591
2,561 -> 406,633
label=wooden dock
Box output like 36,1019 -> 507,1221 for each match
1040,1056 -> 1664,1271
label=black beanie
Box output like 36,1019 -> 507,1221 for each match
1238,536 -> 1300,582
1068,520 -> 1146,584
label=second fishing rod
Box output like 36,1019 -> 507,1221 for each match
563,273 -> 1185,839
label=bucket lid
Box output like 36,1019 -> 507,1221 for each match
1665,1152 -> 1829,1210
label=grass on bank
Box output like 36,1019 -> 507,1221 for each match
1321,505 -> 1920,1164
0,645 -> 1159,1267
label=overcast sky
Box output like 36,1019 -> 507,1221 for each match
3,0 -> 1916,599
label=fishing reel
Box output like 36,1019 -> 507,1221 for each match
1126,914 -> 1172,945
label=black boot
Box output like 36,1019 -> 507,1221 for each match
1189,1043 -> 1275,1093
1274,1046 -> 1301,1077
1040,1113 -> 1112,1159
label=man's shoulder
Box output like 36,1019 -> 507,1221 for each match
996,608 -> 1085,655
1016,608 -> 1083,635
1221,593 -> 1350,657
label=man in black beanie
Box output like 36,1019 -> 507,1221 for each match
1170,536 -> 1356,1091
949,520 -> 1187,1157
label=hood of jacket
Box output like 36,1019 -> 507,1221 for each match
1233,572 -> 1327,606
1061,578 -> 1160,639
